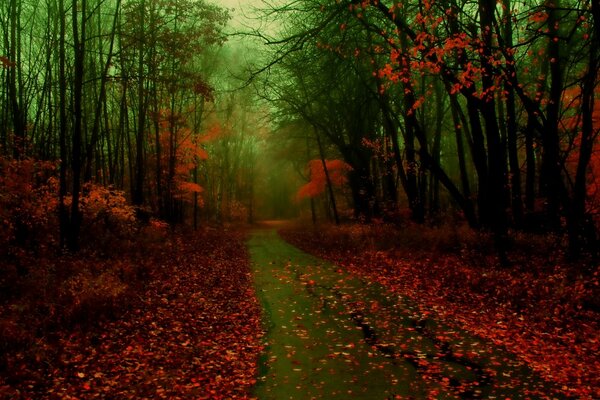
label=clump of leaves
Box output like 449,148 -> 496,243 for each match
297,159 -> 351,200
75,183 -> 138,254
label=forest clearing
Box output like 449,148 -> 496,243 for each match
1,0 -> 599,398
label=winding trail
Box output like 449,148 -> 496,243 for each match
248,227 -> 566,399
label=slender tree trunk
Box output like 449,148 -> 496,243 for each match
133,0 -> 146,206
525,116 -> 536,214
69,0 -> 86,251
479,0 -> 509,263
448,91 -> 471,200
540,1 -> 565,231
429,81 -> 444,218
378,94 -> 411,217
118,75 -> 129,191
315,130 -> 339,225
501,0 -> 524,227
305,130 -> 317,224
397,42 -> 424,223
58,0 -> 69,249
568,1 -> 600,257
465,97 -> 489,225
8,0 -> 25,158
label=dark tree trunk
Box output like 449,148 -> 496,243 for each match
315,131 -> 340,225
525,116 -> 537,214
540,1 -> 565,231
501,0 -> 524,227
68,0 -> 86,251
429,81 -> 444,218
58,0 -> 69,249
133,0 -> 146,206
8,0 -> 25,159
479,0 -> 510,263
448,92 -> 472,200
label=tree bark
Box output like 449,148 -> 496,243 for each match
68,0 -> 86,251
315,130 -> 340,225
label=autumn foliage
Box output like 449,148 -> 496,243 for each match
0,150 -> 259,398
297,159 -> 351,200
0,156 -> 58,257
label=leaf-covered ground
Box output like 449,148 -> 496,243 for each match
0,229 -> 262,399
249,228 -> 563,399
279,223 -> 600,399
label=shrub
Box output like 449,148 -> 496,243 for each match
0,156 -> 58,260
59,269 -> 129,325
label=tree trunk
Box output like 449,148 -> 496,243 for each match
133,0 -> 146,206
58,0 -> 69,249
315,130 -> 339,225
448,92 -> 471,200
540,1 -> 565,231
8,0 -> 25,158
568,1 -> 600,258
68,0 -> 86,251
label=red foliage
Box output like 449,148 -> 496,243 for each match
149,109 -> 217,206
0,156 -> 58,258
297,159 -> 351,200
280,224 -> 600,399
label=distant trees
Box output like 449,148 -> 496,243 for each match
0,0 -> 267,252
256,0 -> 600,258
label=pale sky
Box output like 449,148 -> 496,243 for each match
215,0 -> 262,29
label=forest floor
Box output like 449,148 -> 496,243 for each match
249,227 -> 566,399
279,222 -> 600,399
1,221 -> 597,399
0,228 -> 262,399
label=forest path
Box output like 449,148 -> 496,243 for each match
248,228 -> 564,400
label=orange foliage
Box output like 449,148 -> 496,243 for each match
198,123 -> 224,144
79,183 -> 137,234
0,156 -> 58,251
297,159 -> 352,200
150,109 -> 224,206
